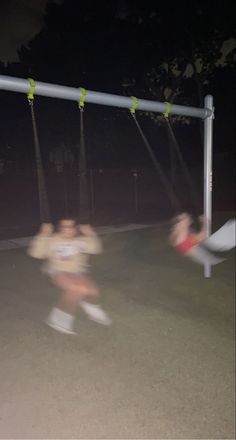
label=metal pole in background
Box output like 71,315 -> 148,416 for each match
0,75 -> 212,119
203,95 -> 214,278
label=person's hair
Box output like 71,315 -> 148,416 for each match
171,212 -> 184,223
58,217 -> 78,229
170,215 -> 180,226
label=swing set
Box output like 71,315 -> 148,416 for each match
0,75 -> 214,277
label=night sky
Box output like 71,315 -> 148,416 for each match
0,0 -> 235,169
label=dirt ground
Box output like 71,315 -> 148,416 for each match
0,225 -> 235,439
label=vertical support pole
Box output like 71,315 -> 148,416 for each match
203,95 -> 214,278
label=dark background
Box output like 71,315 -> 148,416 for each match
0,0 -> 235,236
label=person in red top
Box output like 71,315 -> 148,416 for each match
169,212 -> 224,265
169,212 -> 205,253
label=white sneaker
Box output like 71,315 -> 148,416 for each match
46,308 -> 77,335
46,319 -> 77,335
80,302 -> 112,326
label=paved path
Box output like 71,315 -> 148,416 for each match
0,223 -> 234,438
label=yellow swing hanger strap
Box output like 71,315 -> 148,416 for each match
130,96 -> 139,114
27,78 -> 35,101
79,87 -> 87,109
163,101 -> 173,118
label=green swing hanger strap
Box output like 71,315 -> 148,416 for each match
163,101 -> 173,118
27,78 -> 36,102
79,87 -> 87,110
130,96 -> 139,114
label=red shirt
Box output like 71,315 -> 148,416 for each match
175,234 -> 198,255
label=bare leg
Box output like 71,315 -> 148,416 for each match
48,273 -> 111,331
46,273 -> 91,334
57,290 -> 81,315
73,275 -> 111,325
52,273 -> 97,310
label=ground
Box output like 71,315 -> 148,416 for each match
0,223 -> 235,439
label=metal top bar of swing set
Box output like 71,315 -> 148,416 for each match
0,74 -> 214,277
0,74 -> 212,119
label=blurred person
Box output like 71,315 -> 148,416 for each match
169,212 -> 225,265
28,219 -> 111,334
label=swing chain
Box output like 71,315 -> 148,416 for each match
79,87 -> 87,111
163,101 -> 173,119
27,78 -> 35,105
130,96 -> 139,114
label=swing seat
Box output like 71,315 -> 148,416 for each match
188,245 -> 225,266
204,219 -> 236,252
